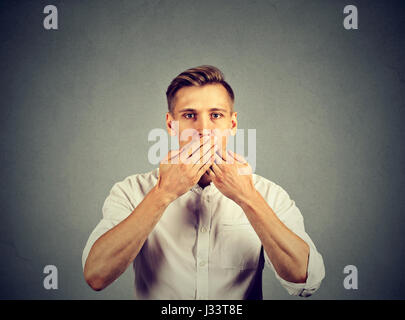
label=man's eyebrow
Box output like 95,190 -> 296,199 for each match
177,108 -> 197,113
177,107 -> 229,113
208,107 -> 229,113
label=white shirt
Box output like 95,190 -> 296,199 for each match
82,168 -> 325,299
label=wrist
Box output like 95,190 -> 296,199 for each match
150,185 -> 177,207
235,189 -> 261,209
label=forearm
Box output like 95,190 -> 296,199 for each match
84,186 -> 174,291
237,190 -> 309,283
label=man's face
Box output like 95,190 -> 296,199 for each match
166,83 -> 237,157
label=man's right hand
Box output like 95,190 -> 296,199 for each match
156,135 -> 219,201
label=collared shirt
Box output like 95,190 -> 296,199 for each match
82,168 -> 325,299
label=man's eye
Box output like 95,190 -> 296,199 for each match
212,113 -> 223,119
184,113 -> 195,119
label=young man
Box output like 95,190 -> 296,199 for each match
82,65 -> 325,299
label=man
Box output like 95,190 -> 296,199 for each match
82,65 -> 325,299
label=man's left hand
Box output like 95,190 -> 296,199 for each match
208,150 -> 257,205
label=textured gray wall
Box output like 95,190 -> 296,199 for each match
1,0 -> 404,299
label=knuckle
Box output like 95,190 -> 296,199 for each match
186,170 -> 194,180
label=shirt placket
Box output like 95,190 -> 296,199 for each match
195,192 -> 211,300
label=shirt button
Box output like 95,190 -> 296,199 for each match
199,260 -> 206,267
200,226 -> 207,233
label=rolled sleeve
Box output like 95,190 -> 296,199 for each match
262,184 -> 326,297
263,241 -> 325,297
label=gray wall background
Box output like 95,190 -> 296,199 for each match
1,0 -> 404,299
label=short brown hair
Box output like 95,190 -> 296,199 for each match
166,65 -> 235,114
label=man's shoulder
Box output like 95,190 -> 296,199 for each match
128,167 -> 159,183
252,173 -> 279,190
112,168 -> 159,192
251,173 -> 292,204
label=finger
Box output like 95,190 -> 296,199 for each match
213,151 -> 231,167
228,150 -> 247,164
179,136 -> 202,157
162,149 -> 179,164
196,154 -> 215,178
192,140 -> 219,167
207,166 -> 216,178
166,148 -> 184,164
180,135 -> 211,162
194,142 -> 218,173
237,163 -> 253,176
211,154 -> 223,174
214,147 -> 236,165
187,136 -> 217,164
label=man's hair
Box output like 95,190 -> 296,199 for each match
166,65 -> 235,114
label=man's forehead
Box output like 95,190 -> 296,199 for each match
177,106 -> 230,113
173,84 -> 233,112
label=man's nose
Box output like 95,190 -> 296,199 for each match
195,116 -> 214,136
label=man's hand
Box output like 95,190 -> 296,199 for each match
156,135 -> 218,201
208,150 -> 256,205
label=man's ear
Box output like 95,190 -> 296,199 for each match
166,112 -> 178,136
230,111 -> 237,136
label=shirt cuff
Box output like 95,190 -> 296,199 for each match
264,243 -> 325,297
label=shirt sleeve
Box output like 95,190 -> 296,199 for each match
262,184 -> 326,297
81,179 -> 138,271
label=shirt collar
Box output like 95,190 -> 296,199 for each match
190,181 -> 219,195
